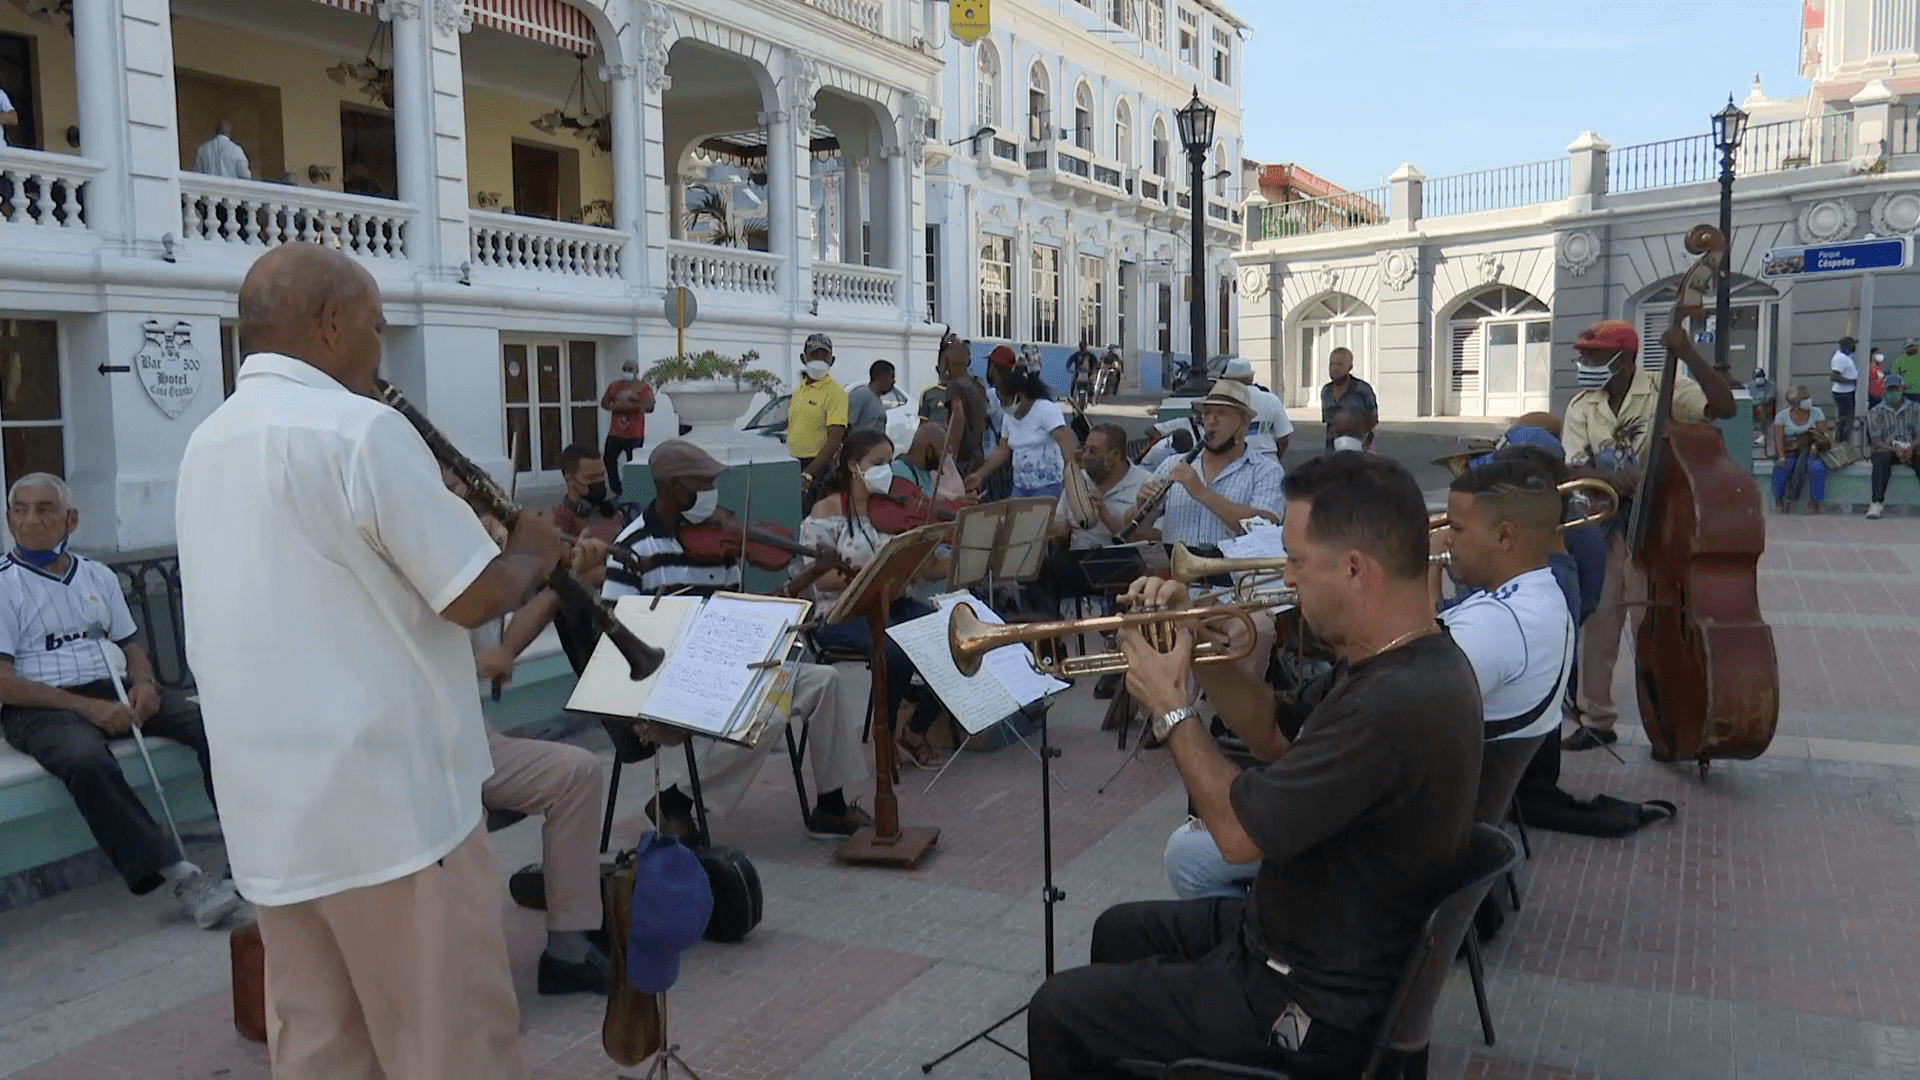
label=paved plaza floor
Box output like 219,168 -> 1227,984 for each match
2,511 -> 1917,1080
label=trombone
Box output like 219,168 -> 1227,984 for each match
947,600 -> 1270,679
1425,477 -> 1620,532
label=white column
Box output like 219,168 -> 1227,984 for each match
605,62 -> 644,282
385,2 -> 471,274
842,158 -> 866,264
821,170 -> 842,262
77,0 -> 183,253
760,105 -> 797,308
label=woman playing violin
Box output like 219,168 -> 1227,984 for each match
801,429 -> 949,768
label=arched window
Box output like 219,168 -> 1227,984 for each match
1151,116 -> 1169,177
1445,286 -> 1551,417
1074,82 -> 1095,152
1213,142 -> 1227,195
1028,61 -> 1051,142
974,42 -> 1001,132
1114,99 -> 1133,165
1296,293 -> 1376,403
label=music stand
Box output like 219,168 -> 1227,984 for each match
823,522 -> 950,869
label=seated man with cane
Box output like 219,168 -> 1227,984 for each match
0,473 -> 242,928
1026,454 -> 1483,1080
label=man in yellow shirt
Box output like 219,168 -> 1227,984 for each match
1559,319 -> 1736,751
789,333 -> 848,510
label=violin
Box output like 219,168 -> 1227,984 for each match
1627,223 -> 1779,779
676,507 -> 850,574
866,475 -> 967,533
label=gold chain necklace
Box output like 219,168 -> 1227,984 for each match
1360,624 -> 1436,664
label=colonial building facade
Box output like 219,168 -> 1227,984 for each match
0,0 -> 942,553
1236,0 -> 1920,421
925,0 -> 1248,393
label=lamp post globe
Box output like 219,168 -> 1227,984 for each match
1176,89 -> 1216,391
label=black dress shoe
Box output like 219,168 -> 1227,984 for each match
538,945 -> 611,996
508,864 -> 547,912
1564,727 -> 1618,752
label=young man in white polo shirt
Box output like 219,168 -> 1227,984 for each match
176,245 -> 571,1080
1221,356 -> 1293,465
0,473 -> 241,928
1162,458 -> 1574,900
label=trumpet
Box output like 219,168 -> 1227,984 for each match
947,600 -> 1267,679
1169,544 -> 1452,591
1426,477 -> 1620,532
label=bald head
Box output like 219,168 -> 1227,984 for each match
238,245 -> 385,394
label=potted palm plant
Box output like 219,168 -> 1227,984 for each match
643,349 -> 783,426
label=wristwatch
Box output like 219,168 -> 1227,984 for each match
1151,704 -> 1201,743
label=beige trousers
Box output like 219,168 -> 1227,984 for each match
481,730 -> 604,931
1575,529 -> 1646,733
654,662 -> 871,818
255,824 -> 524,1080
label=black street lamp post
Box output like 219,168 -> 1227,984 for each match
1176,88 -> 1216,390
1711,96 -> 1749,375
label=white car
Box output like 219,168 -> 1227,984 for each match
736,386 -> 917,453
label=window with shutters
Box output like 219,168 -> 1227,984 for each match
1074,82 -> 1095,152
1146,0 -> 1166,47
975,43 -> 1001,132
1151,116 -> 1170,177
1115,100 -> 1133,166
1177,9 -> 1198,65
1029,63 -> 1051,142
979,235 -> 1013,340
1295,294 -> 1375,406
1079,255 -> 1105,345
1445,286 -> 1549,417
1033,245 -> 1063,344
1109,0 -> 1133,32
1637,277 -> 1779,383
1212,27 -> 1233,84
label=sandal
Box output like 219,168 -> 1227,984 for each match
897,730 -> 945,769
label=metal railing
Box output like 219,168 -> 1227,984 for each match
1609,133 -> 1717,193
1258,186 -> 1390,238
1422,158 -> 1568,217
1894,103 -> 1920,156
108,552 -> 193,691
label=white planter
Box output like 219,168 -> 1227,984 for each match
660,380 -> 758,427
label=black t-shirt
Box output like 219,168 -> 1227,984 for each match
1228,628 -> 1483,1034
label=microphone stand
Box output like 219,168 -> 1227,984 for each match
920,697 -> 1062,1073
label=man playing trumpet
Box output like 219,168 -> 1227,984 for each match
1025,454 -> 1484,1079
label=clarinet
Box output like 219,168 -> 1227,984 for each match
375,379 -> 665,682
1112,443 -> 1201,545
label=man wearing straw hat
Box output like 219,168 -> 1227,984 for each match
1128,380 -> 1284,550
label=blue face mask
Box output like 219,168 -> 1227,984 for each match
13,535 -> 68,568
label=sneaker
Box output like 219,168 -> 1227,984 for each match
174,869 -> 243,929
1563,727 -> 1618,753
1868,502 -> 1885,519
806,801 -> 873,839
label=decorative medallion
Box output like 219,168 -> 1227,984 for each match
431,0 -> 470,36
1797,198 -> 1858,244
1314,265 -> 1338,292
1477,251 -> 1505,284
131,320 -> 204,420
1870,191 -> 1920,236
1555,230 -> 1601,277
638,1 -> 674,93
1239,264 -> 1272,301
1378,248 -> 1419,291
905,94 -> 930,167
789,55 -> 821,132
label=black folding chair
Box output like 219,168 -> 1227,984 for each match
1117,823 -> 1524,1080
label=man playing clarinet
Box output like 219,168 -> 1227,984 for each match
177,244 -> 570,1080
1025,454 -> 1484,1079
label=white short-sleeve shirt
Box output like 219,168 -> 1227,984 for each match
1439,566 -> 1575,741
0,89 -> 15,147
175,353 -> 502,906
1244,383 -> 1295,454
0,554 -> 138,687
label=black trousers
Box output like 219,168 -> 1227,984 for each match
1,681 -> 218,895
603,433 -> 646,497
1026,898 -> 1374,1080
1871,449 -> 1920,501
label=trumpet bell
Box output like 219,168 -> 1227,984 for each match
948,602 -> 991,677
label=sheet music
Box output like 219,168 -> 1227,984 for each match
642,596 -> 790,736
885,593 -> 1067,735
1219,521 -> 1286,561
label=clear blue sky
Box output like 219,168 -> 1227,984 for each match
1235,0 -> 1808,190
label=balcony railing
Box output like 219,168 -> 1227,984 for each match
666,240 -> 781,297
801,0 -> 884,34
991,138 -> 1019,162
179,175 -> 410,260
469,211 -> 624,278
0,148 -> 101,229
1608,134 -> 1717,194
812,261 -> 899,306
1422,158 -> 1568,218
1259,187 -> 1390,238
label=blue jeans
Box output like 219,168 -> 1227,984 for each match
1163,817 -> 1256,900
1013,481 -> 1063,499
1771,452 -> 1826,504
812,597 -> 942,735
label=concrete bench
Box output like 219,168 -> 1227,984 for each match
1753,455 -> 1920,511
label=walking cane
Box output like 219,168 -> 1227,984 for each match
86,625 -> 188,861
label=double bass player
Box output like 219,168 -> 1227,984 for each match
1558,319 -> 1735,752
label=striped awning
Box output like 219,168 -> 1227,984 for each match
309,0 -> 598,53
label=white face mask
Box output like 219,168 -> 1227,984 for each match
682,488 -> 719,523
1332,435 -> 1365,453
1575,356 -> 1617,389
862,463 -> 895,494
804,360 -> 832,379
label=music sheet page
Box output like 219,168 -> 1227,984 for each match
642,596 -> 791,736
885,593 -> 1068,734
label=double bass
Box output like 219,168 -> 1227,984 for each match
1627,223 -> 1779,778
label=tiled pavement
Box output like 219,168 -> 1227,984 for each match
2,510 -> 1918,1080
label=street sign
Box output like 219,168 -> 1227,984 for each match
951,0 -> 990,44
664,287 -> 699,329
1761,235 -> 1912,279
1694,331 -> 1714,345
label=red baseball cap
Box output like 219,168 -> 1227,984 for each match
1575,320 -> 1638,354
987,345 -> 1017,369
